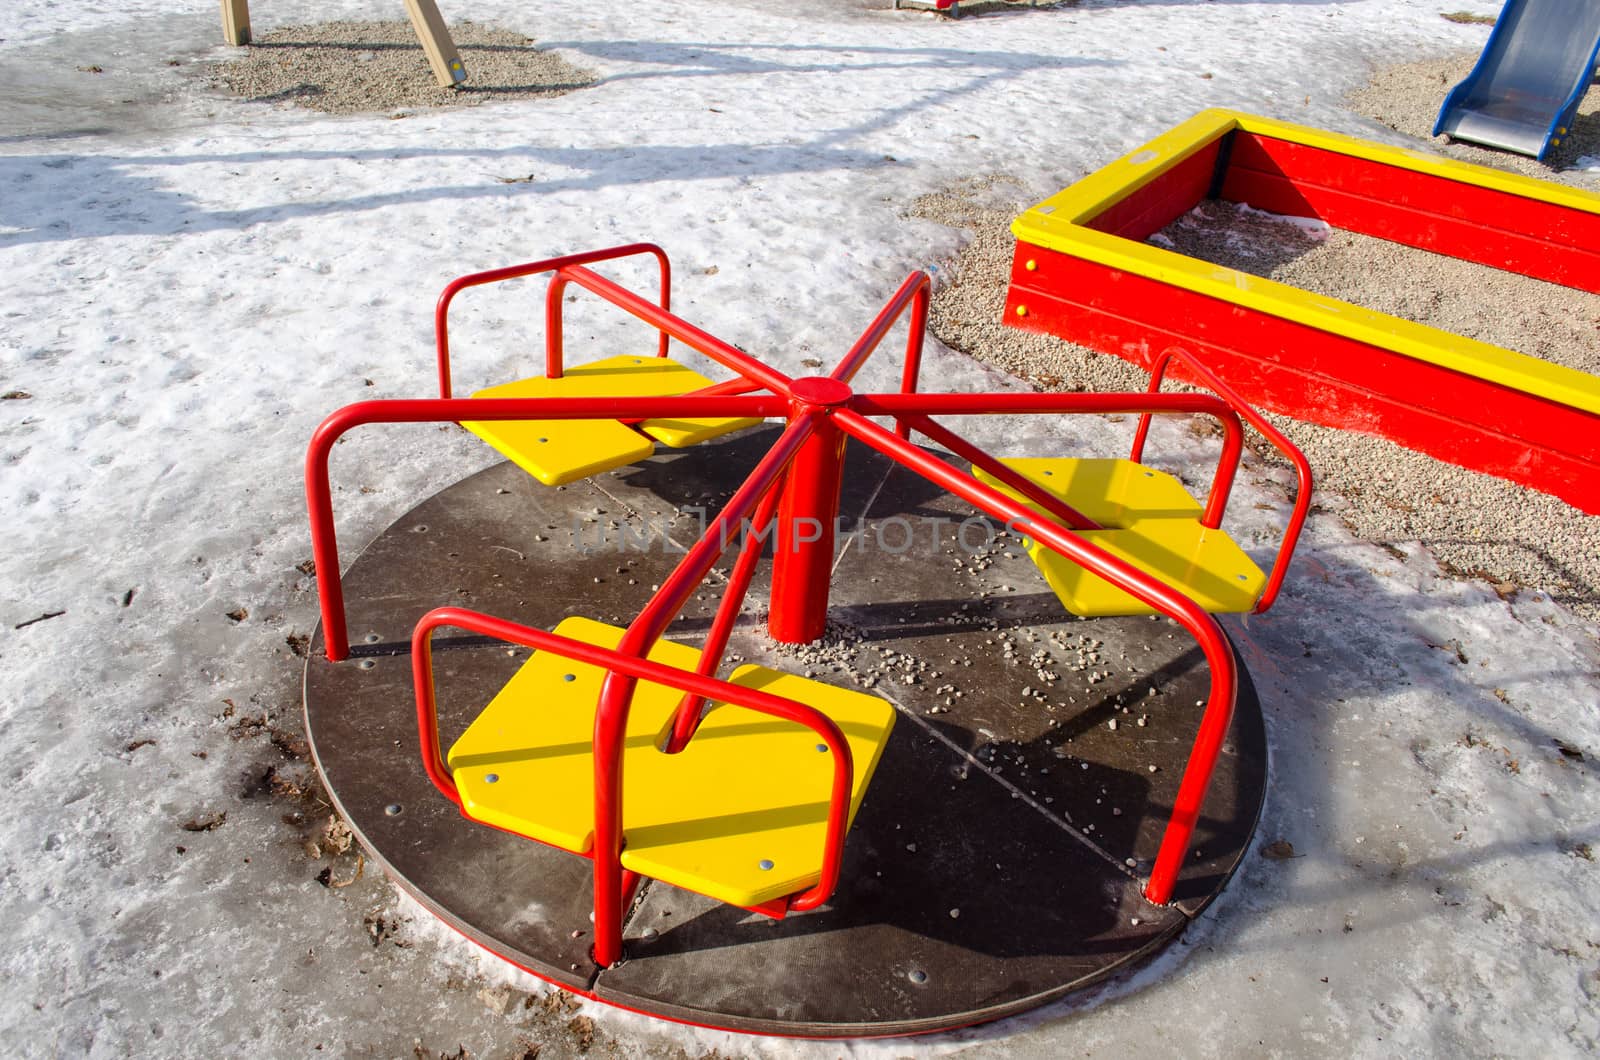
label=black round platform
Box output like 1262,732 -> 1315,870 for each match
304,427 -> 1267,1037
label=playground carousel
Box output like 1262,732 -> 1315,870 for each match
301,243 -> 1310,1036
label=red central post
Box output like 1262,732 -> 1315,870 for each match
768,378 -> 852,643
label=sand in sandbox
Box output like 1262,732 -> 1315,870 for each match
1151,200 -> 1600,379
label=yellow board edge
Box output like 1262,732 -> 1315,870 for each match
1010,109 -> 1600,416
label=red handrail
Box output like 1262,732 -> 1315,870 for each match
589,413 -> 823,966
304,393 -> 787,662
410,605 -> 855,959
859,391 -> 1247,530
828,271 -> 931,441
434,243 -> 670,398
1131,346 -> 1313,612
834,407 -> 1237,907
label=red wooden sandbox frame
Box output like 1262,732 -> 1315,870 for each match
1005,109 -> 1600,515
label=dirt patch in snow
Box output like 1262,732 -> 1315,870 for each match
905,175 -> 1600,627
211,21 -> 595,115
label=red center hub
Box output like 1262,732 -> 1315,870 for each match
788,375 -> 853,408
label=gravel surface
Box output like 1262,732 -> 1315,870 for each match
211,20 -> 594,115
905,169 -> 1600,627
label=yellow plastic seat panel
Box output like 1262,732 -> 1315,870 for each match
617,665 -> 895,908
1026,517 -> 1266,616
448,616 -> 695,854
447,618 -> 896,909
462,355 -> 760,486
972,458 -> 1203,528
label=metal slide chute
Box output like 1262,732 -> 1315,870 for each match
1433,0 -> 1600,160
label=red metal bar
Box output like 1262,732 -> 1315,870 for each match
828,270 -> 930,389
832,408 -> 1237,906
409,604 -> 855,965
305,393 -> 788,661
767,416 -> 848,644
859,390 -> 1246,524
561,265 -> 793,395
591,413 -> 824,966
854,390 -> 1241,420
664,487 -> 783,754
434,243 -> 669,397
616,376 -> 767,426
1133,346 -> 1313,612
899,412 -> 1099,531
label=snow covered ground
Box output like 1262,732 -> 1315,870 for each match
2,0 -> 1597,1055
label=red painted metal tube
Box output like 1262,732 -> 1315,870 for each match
828,271 -> 931,392
560,265 -> 793,395
767,414 -> 849,644
833,408 -> 1237,907
665,487 -> 783,754
854,390 -> 1243,421
591,413 -> 825,967
305,393 -> 787,662
857,390 -> 1246,526
434,243 -> 669,397
408,604 -> 855,962
1132,346 -> 1314,612
899,412 -> 1099,531
616,376 -> 767,426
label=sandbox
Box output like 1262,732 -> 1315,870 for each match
1004,109 -> 1600,514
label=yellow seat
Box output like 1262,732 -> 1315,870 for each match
448,617 -> 896,908
1024,518 -> 1265,616
972,457 -> 1202,527
462,355 -> 761,486
972,458 -> 1264,615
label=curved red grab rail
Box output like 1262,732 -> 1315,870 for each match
304,393 -> 787,662
833,407 -> 1237,906
1131,346 -> 1314,612
434,243 -> 671,398
410,606 -> 855,945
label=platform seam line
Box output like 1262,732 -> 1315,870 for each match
832,461 -> 898,576
875,686 -> 1143,884
587,479 -> 729,581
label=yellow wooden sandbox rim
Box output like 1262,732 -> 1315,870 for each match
1011,109 -> 1600,416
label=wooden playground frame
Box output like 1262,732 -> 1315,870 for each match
219,0 -> 468,87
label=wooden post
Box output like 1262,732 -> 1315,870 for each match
402,0 -> 468,87
220,0 -> 251,45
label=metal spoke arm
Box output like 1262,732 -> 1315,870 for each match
834,407 -> 1238,907
857,390 -> 1247,527
559,265 -> 793,394
828,271 -> 931,437
304,393 -> 787,662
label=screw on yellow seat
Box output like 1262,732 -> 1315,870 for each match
447,616 -> 897,909
461,355 -> 762,486
971,458 -> 1265,616
972,457 -> 1202,527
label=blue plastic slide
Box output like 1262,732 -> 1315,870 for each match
1433,0 -> 1600,161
